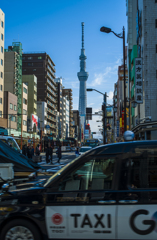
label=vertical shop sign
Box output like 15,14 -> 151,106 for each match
135,58 -> 143,104
122,111 -> 124,134
117,120 -> 119,137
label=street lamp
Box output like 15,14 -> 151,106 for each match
86,88 -> 107,144
100,26 -> 126,132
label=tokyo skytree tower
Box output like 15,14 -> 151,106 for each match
77,22 -> 89,120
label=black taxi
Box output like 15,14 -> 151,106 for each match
0,140 -> 157,240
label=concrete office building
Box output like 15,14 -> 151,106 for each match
66,98 -> 70,138
22,75 -> 37,116
37,101 -> 47,134
4,42 -> 22,131
73,110 -> 80,141
0,9 -> 4,117
22,53 -> 56,137
127,0 -> 157,139
3,91 -> 17,130
62,89 -> 74,137
55,77 -> 63,139
22,83 -> 28,132
62,96 -> 66,139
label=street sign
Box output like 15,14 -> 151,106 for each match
45,125 -> 50,129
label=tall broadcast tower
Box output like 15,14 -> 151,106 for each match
77,22 -> 89,128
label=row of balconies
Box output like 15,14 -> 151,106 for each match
47,79 -> 56,92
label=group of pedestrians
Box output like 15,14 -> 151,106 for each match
22,144 -> 40,159
22,142 -> 62,164
45,145 -> 62,164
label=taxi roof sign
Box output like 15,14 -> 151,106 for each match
123,130 -> 135,141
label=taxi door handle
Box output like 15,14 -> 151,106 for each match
119,200 -> 138,204
98,200 -> 116,204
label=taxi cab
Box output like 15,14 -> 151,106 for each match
0,139 -> 157,240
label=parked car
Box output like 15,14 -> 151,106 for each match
1,140 -> 157,239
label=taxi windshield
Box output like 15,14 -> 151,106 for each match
44,155 -> 82,187
7,138 -> 21,152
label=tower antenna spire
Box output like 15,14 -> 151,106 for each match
81,22 -> 84,49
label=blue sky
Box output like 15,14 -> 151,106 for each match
1,0 -> 127,138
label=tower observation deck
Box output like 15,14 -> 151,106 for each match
77,22 -> 89,119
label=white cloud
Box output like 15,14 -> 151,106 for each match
108,91 -> 113,101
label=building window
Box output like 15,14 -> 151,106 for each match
156,70 -> 157,79
38,56 -> 42,59
33,69 -> 36,71
0,85 -> 2,91
1,46 -> 3,53
156,19 -> 157,28
22,57 -> 25,60
1,21 -> 3,28
27,63 -> 33,66
0,98 -> 2,104
11,116 -> 16,122
23,87 -> 27,94
1,72 -> 3,78
23,98 -> 27,104
23,109 -> 27,115
23,120 -> 27,126
1,34 -> 3,40
28,57 -> 33,60
156,0 -> 157,3
10,103 -> 13,109
156,44 -> 157,53
14,105 -> 17,111
1,59 -> 3,66
0,111 -> 2,117
23,69 -> 26,71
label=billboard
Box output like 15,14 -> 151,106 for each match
31,114 -> 38,132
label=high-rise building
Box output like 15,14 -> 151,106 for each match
127,0 -> 157,140
73,110 -> 80,141
62,89 -> 74,137
4,42 -> 22,131
22,53 -> 56,137
77,22 -> 89,133
37,101 -> 47,134
3,91 -> 17,131
55,77 -> 70,139
0,9 -> 5,117
22,83 -> 28,132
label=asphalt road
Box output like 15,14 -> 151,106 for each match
39,151 -> 76,170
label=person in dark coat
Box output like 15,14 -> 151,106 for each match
49,146 -> 53,164
22,144 -> 27,156
36,144 -> 40,156
57,145 -> 62,164
30,146 -> 34,159
45,146 -> 49,164
27,145 -> 31,158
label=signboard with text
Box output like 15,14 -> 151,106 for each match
135,58 -> 143,104
117,120 -> 119,137
122,111 -> 124,134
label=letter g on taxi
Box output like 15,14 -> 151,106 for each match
130,210 -> 155,235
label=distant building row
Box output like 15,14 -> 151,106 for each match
0,8 -> 81,143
